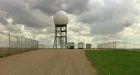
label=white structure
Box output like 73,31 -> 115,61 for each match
54,11 -> 69,25
78,42 -> 84,49
86,44 -> 91,49
53,11 -> 69,48
67,42 -> 75,49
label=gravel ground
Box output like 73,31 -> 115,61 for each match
0,49 -> 96,75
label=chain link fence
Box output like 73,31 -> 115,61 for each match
97,41 -> 140,49
0,32 -> 39,57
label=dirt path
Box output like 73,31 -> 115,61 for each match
0,49 -> 96,75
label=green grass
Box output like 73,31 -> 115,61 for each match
85,50 -> 140,75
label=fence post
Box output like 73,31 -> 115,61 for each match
21,37 -> 22,49
17,36 -> 18,49
25,38 -> 26,49
9,33 -> 10,48
31,39 -> 32,49
28,39 -> 29,49
28,39 -> 30,49
37,41 -> 39,49
33,39 -> 35,49
8,33 -> 10,55
29,39 -> 31,49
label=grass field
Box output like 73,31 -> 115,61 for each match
85,50 -> 140,75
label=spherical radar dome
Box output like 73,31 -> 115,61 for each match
53,11 -> 69,25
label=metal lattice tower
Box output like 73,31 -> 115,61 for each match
53,11 -> 69,48
53,25 -> 67,48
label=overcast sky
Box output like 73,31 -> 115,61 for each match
0,0 -> 140,48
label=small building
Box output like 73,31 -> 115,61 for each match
78,42 -> 84,49
86,44 -> 91,49
67,42 -> 75,49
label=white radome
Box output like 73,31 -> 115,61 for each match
53,11 -> 69,25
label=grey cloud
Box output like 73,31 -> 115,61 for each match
64,0 -> 89,15
0,10 -> 8,25
5,25 -> 22,33
93,34 -> 122,44
0,0 -> 139,38
0,16 -> 7,25
32,0 -> 89,15
79,0 -> 139,35
69,25 -> 83,33
0,0 -> 49,29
